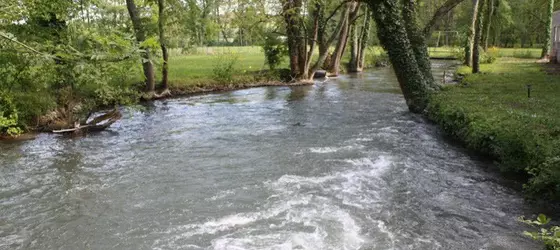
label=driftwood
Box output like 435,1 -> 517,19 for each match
53,108 -> 121,134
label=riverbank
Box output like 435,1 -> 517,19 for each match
427,58 -> 560,201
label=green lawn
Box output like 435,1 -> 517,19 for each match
428,58 -> 560,200
163,46 -> 544,87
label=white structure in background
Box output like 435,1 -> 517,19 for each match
550,10 -> 560,62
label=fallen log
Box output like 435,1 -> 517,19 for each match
53,108 -> 121,134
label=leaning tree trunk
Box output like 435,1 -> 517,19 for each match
423,0 -> 466,38
328,2 -> 355,76
402,0 -> 437,90
466,0 -> 481,66
481,0 -> 494,51
472,0 -> 485,73
157,0 -> 169,90
126,0 -> 156,92
542,0 -> 555,58
366,0 -> 429,113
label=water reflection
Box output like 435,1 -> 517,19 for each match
286,85 -> 312,102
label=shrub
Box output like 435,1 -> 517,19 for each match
0,93 -> 23,136
366,47 -> 389,67
261,34 -> 288,70
520,214 -> 560,250
212,54 -> 239,84
452,47 -> 466,64
481,47 -> 499,64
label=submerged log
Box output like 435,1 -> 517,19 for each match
53,108 -> 121,134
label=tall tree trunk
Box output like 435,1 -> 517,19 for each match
126,0 -> 155,92
308,4 -> 346,79
465,0 -> 480,66
366,0 -> 429,113
358,10 -> 372,70
542,0 -> 555,58
157,0 -> 169,90
472,0 -> 485,73
329,2 -> 361,75
481,0 -> 493,51
282,0 -> 304,78
402,0 -> 437,90
349,22 -> 360,72
328,2 -> 357,76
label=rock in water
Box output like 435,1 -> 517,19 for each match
314,70 -> 327,79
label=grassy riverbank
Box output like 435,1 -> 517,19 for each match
427,58 -> 560,200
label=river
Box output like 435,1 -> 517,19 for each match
0,62 -> 543,249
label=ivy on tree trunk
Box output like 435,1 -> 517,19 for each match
366,0 -> 429,113
402,0 -> 437,90
542,0 -> 555,58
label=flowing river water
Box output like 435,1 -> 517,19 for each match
0,62 -> 546,249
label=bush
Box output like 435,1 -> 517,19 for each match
481,47 -> 499,64
212,54 -> 239,84
452,47 -> 466,64
366,47 -> 389,67
520,214 -> 560,250
0,93 -> 23,136
452,46 -> 497,65
261,34 -> 288,70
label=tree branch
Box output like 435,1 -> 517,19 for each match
423,0 -> 466,37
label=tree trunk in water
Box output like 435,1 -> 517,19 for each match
402,0 -> 437,90
349,22 -> 360,72
465,0 -> 480,66
126,0 -> 155,92
157,0 -> 169,90
348,9 -> 372,72
358,10 -> 372,70
481,0 -> 493,51
542,0 -> 555,58
472,0 -> 485,73
328,2 -> 357,76
366,0 -> 429,113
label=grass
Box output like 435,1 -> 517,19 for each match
427,58 -> 560,200
161,46 -> 544,94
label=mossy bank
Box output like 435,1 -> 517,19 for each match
427,58 -> 560,201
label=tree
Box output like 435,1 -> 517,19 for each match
423,0 -> 467,37
466,0 -> 481,66
542,0 -> 555,58
481,0 -> 494,51
157,0 -> 169,90
328,1 -> 360,76
126,0 -> 156,92
366,0 -> 430,113
282,0 -> 348,80
402,0 -> 437,90
472,0 -> 485,73
348,8 -> 372,72
281,0 -> 304,77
